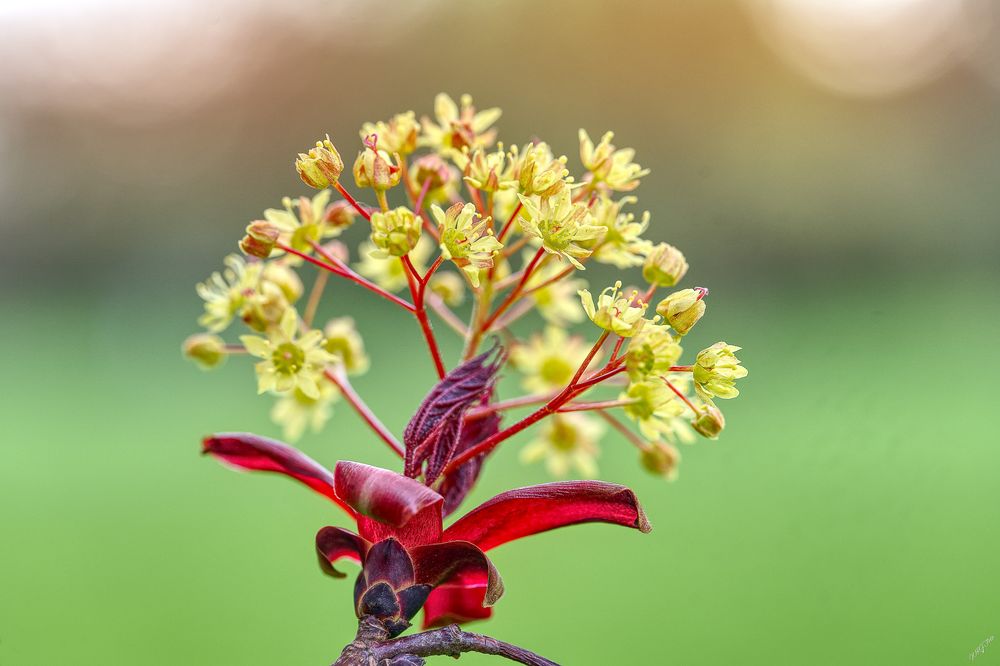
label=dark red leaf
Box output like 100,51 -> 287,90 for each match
421,569 -> 494,628
439,409 -> 502,517
202,432 -> 354,517
410,541 -> 503,607
363,538 -> 415,589
315,526 -> 368,578
334,461 -> 443,546
403,347 -> 504,484
442,481 -> 652,552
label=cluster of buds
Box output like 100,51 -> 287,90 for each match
185,93 -> 748,653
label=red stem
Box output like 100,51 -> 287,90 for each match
479,248 -> 545,332
558,398 -> 635,413
661,375 -> 700,416
595,410 -> 648,450
334,182 -> 372,221
497,201 -> 523,242
403,255 -> 447,379
280,243 -> 415,312
324,368 -> 403,457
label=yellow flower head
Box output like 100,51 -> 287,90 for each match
196,254 -> 263,333
295,135 -> 344,189
517,190 -> 603,269
433,202 -> 503,287
264,190 -> 337,258
271,381 -> 339,442
626,322 -> 682,381
578,281 -> 648,337
355,236 -> 432,292
622,379 -> 686,441
510,326 -> 595,394
360,111 -> 420,156
323,317 -> 369,376
420,93 -> 501,157
520,412 -> 603,478
353,134 -> 402,191
240,309 -> 334,399
461,146 -> 516,193
643,242 -> 688,287
693,342 -> 748,400
523,251 -> 586,326
656,288 -> 707,336
369,206 -> 421,258
509,141 -> 571,198
578,129 -> 649,192
183,333 -> 227,369
588,195 -> 653,268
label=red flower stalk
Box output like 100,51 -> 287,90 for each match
203,433 -> 651,636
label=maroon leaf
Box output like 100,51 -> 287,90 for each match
441,481 -> 652,552
403,347 -> 504,485
202,432 -> 354,517
410,541 -> 504,608
315,526 -> 368,578
334,461 -> 444,547
421,569 -> 494,628
439,409 -> 501,517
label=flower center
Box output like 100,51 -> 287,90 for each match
272,342 -> 305,375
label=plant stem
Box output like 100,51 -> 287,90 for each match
302,270 -> 328,328
372,624 -> 559,666
425,292 -> 469,337
558,398 -> 637,413
403,254 -> 447,379
497,201 -> 523,242
334,182 -> 371,221
324,368 -> 403,457
478,247 -> 546,333
661,375 -> 701,416
596,409 -> 648,450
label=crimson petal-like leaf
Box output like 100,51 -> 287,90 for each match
421,569 -> 494,628
410,540 -> 504,607
334,461 -> 444,546
439,409 -> 501,517
403,347 -> 503,484
442,481 -> 652,552
203,432 -> 354,517
315,526 -> 368,578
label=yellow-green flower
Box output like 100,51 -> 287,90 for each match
520,412 -> 603,478
588,195 -> 652,268
578,281 -> 648,337
240,309 -> 334,399
461,146 -> 516,193
578,129 -> 649,192
510,326 -> 595,394
625,323 -> 682,381
369,206 -> 421,258
621,379 -> 687,441
295,135 -> 344,189
271,382 -> 339,442
196,254 -> 262,332
517,190 -> 603,269
428,271 -> 465,307
323,317 -> 369,376
509,141 -> 570,198
523,252 -> 586,326
183,333 -> 227,369
420,93 -> 501,157
241,281 -> 292,332
693,342 -> 747,400
691,402 -> 725,439
360,111 -> 420,156
433,202 -> 503,286
643,242 -> 688,287
264,190 -> 338,258
355,236 -> 433,292
656,288 -> 706,335
353,137 -> 402,191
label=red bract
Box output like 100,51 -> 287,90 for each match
204,432 -> 651,634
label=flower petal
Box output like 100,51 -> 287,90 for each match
202,432 -> 354,517
410,540 -> 504,607
334,461 -> 443,546
315,526 -> 367,578
441,480 -> 651,552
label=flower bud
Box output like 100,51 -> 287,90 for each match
642,242 -> 688,287
295,135 -> 344,189
183,333 -> 226,369
323,200 -> 357,231
412,154 -> 456,191
655,288 -> 706,335
239,220 -> 280,259
640,442 -> 680,480
369,206 -> 421,257
691,403 -> 725,439
353,135 -> 402,191
578,281 -> 648,337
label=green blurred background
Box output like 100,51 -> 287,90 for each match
2,1 -> 999,664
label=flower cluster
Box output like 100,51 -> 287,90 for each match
185,94 -> 748,656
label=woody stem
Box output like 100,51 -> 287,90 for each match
323,368 -> 403,457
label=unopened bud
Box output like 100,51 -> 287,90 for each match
295,135 -> 344,189
353,135 -> 402,191
183,333 -> 226,369
643,243 -> 688,287
412,154 -> 456,191
239,221 -> 280,259
691,404 -> 725,439
656,288 -> 706,335
323,200 -> 357,230
640,442 -> 680,480
370,207 -> 421,257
